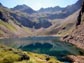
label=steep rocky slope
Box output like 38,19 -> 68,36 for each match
62,1 -> 84,49
60,2 -> 84,63
56,10 -> 80,36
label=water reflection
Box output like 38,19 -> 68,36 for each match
0,36 -> 83,62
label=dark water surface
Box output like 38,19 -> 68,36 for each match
0,36 -> 83,63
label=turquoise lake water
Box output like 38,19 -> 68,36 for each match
0,36 -> 83,63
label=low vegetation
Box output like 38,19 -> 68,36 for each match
0,20 -> 17,32
0,44 -> 62,63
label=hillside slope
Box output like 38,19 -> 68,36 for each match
34,0 -> 82,36
37,9 -> 80,36
56,9 -> 80,36
0,0 -> 82,38
62,2 -> 84,49
0,4 -> 33,38
0,44 -> 62,63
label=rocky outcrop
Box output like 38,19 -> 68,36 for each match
0,11 -> 9,22
76,1 -> 84,26
66,55 -> 84,63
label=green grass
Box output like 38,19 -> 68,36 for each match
0,20 -> 17,32
57,23 -> 75,36
0,30 -> 5,37
0,44 -> 62,63
23,27 -> 33,35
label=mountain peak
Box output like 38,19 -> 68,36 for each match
13,4 -> 31,10
39,6 -> 62,12
12,4 -> 36,14
0,3 -> 2,6
0,3 -> 4,7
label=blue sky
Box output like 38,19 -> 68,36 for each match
0,0 -> 78,10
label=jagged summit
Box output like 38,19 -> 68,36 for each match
39,6 -> 63,12
13,4 -> 31,10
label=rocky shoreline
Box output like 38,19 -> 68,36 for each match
66,55 -> 84,63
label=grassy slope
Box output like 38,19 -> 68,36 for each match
0,19 -> 33,38
0,6 -> 34,38
0,44 -> 62,63
0,20 -> 17,32
56,10 -> 80,36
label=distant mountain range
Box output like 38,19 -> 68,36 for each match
11,0 -> 82,19
0,0 -> 83,38
39,6 -> 64,12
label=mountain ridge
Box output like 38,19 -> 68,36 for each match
12,0 -> 82,19
0,0 -> 82,38
12,4 -> 36,14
